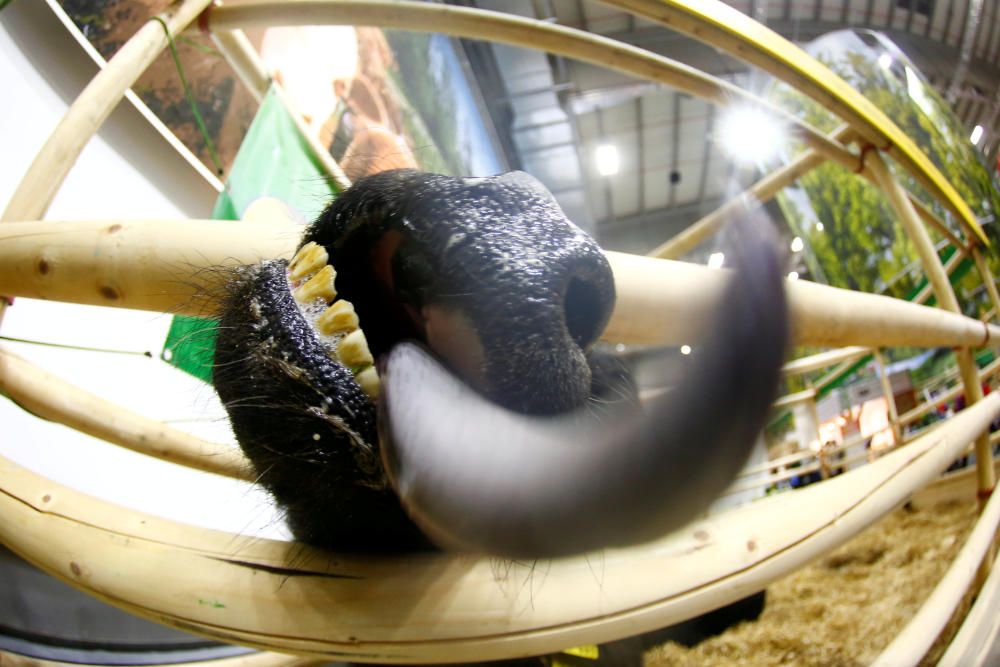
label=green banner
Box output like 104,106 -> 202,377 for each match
163,87 -> 340,383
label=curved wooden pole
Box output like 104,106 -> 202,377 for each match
208,29 -> 352,191
651,141 -> 968,261
0,0 -> 213,225
598,0 -> 985,245
0,346 -> 252,481
911,196 -> 969,256
209,29 -> 271,104
873,350 -> 901,446
910,247 -> 967,306
781,347 -> 871,377
0,394 -> 996,660
873,479 -> 1000,666
649,142 -> 828,259
937,545 -> 1000,666
0,0 -> 213,328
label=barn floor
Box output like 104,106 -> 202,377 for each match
644,497 -> 979,666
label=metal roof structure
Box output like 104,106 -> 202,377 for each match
458,0 -> 1000,254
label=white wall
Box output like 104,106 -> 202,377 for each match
0,1 -> 288,540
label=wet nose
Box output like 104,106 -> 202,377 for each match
448,172 -> 616,414
483,170 -> 614,349
562,258 -> 615,349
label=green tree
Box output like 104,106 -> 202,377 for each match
769,34 -> 1000,304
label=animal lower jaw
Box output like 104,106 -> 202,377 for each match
285,241 -> 381,399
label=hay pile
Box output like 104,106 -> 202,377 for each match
645,498 -> 979,666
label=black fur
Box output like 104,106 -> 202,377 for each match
214,170 -> 620,551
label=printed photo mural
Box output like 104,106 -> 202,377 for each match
55,0 -> 505,180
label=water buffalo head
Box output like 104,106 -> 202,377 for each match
213,169 -> 787,558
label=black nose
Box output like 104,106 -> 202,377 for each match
565,265 -> 613,347
303,169 -> 616,415
483,172 -> 615,352
439,172 -> 615,414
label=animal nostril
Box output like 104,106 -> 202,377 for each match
564,277 -> 607,348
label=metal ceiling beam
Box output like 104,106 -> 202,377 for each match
636,95 -> 645,212
696,103 -> 715,204
668,92 -> 681,208
947,0 -> 984,104
595,106 -> 614,220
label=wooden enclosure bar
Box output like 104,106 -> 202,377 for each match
781,347 -> 871,376
0,219 -> 298,317
873,350 -> 902,445
0,1 -> 996,660
937,546 -> 1000,665
900,385 -> 961,429
0,0 -> 213,225
910,246 -> 967,306
771,388 -> 816,409
1,392 -> 995,660
899,358 -> 1000,430
972,245 -> 1000,320
1,220 -> 998,351
650,124 -> 856,260
957,346 -> 996,499
814,356 -> 866,392
651,142 -> 967,262
0,346 -> 252,481
650,145 -> 828,259
0,653 -> 320,667
869,151 -> 961,315
911,196 -> 969,254
872,481 -> 1000,666
605,250 -> 1000,348
210,29 -> 271,104
271,86 -> 352,191
210,28 -> 351,190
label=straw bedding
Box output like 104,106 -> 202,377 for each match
645,498 -> 978,666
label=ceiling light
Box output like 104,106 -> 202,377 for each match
707,252 -> 725,269
595,144 -> 620,176
971,125 -> 984,145
790,236 -> 804,252
716,106 -> 787,165
680,345 -> 692,355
